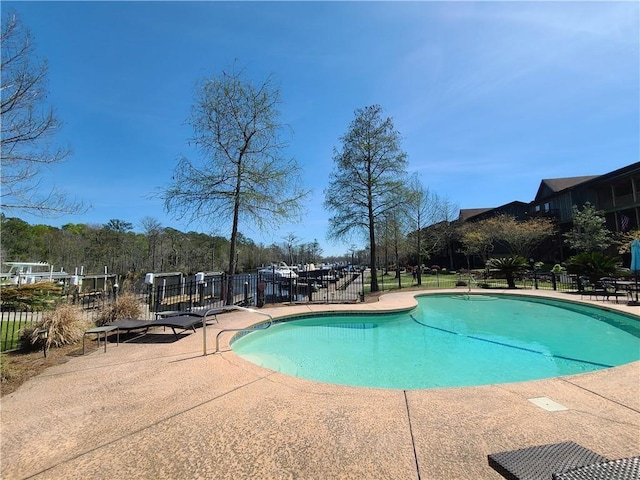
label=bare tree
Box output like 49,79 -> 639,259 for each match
162,66 -> 308,303
305,239 -> 322,264
282,232 -> 299,266
140,216 -> 162,271
384,209 -> 409,285
324,105 -> 409,292
431,195 -> 460,271
406,175 -> 438,285
1,12 -> 83,217
458,222 -> 494,270
414,193 -> 459,271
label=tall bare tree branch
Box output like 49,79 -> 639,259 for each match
162,65 -> 308,302
324,105 -> 409,292
1,12 -> 85,217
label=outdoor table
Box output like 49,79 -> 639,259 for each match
83,325 -> 118,354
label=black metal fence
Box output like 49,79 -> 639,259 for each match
1,309 -> 40,353
148,274 -> 255,313
255,267 -> 365,305
150,269 -> 367,308
0,271 -> 609,352
0,288 -> 122,353
0,270 -> 368,352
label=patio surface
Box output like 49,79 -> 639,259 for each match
1,289 -> 639,479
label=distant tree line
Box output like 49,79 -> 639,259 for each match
2,200 -> 628,287
0,215 -> 330,278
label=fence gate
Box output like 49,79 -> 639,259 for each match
256,267 -> 365,305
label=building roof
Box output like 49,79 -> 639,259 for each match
459,201 -> 531,223
458,208 -> 493,222
456,163 -> 638,226
534,176 -> 599,201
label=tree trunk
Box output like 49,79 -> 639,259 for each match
416,235 -> 422,286
448,241 -> 455,271
369,225 -> 378,293
226,168 -> 243,305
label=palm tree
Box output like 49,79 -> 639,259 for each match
486,256 -> 529,289
565,252 -> 621,284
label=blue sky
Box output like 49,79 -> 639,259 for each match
6,1 -> 639,257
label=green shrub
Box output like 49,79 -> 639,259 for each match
1,282 -> 63,311
565,252 -> 621,283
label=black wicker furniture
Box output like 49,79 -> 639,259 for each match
487,441 -> 632,480
552,456 -> 640,480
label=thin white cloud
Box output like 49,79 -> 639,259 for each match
388,1 -> 638,134
486,2 -> 639,44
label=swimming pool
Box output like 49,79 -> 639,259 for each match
231,294 -> 640,389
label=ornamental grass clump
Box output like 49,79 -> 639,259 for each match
21,303 -> 89,352
95,293 -> 142,326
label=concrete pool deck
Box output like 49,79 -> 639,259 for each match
1,289 -> 638,479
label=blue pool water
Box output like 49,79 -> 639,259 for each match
231,294 -> 640,389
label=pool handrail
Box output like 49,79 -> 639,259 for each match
209,306 -> 274,355
194,306 -> 237,356
172,305 -> 245,356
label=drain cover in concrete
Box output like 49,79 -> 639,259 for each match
528,397 -> 568,411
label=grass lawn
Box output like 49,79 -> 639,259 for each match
1,320 -> 33,352
377,273 -> 459,291
364,270 -> 561,294
364,271 -> 461,294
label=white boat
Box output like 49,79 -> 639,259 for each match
259,262 -> 299,282
1,262 -> 70,285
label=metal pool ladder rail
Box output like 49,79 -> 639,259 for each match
208,306 -> 273,355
